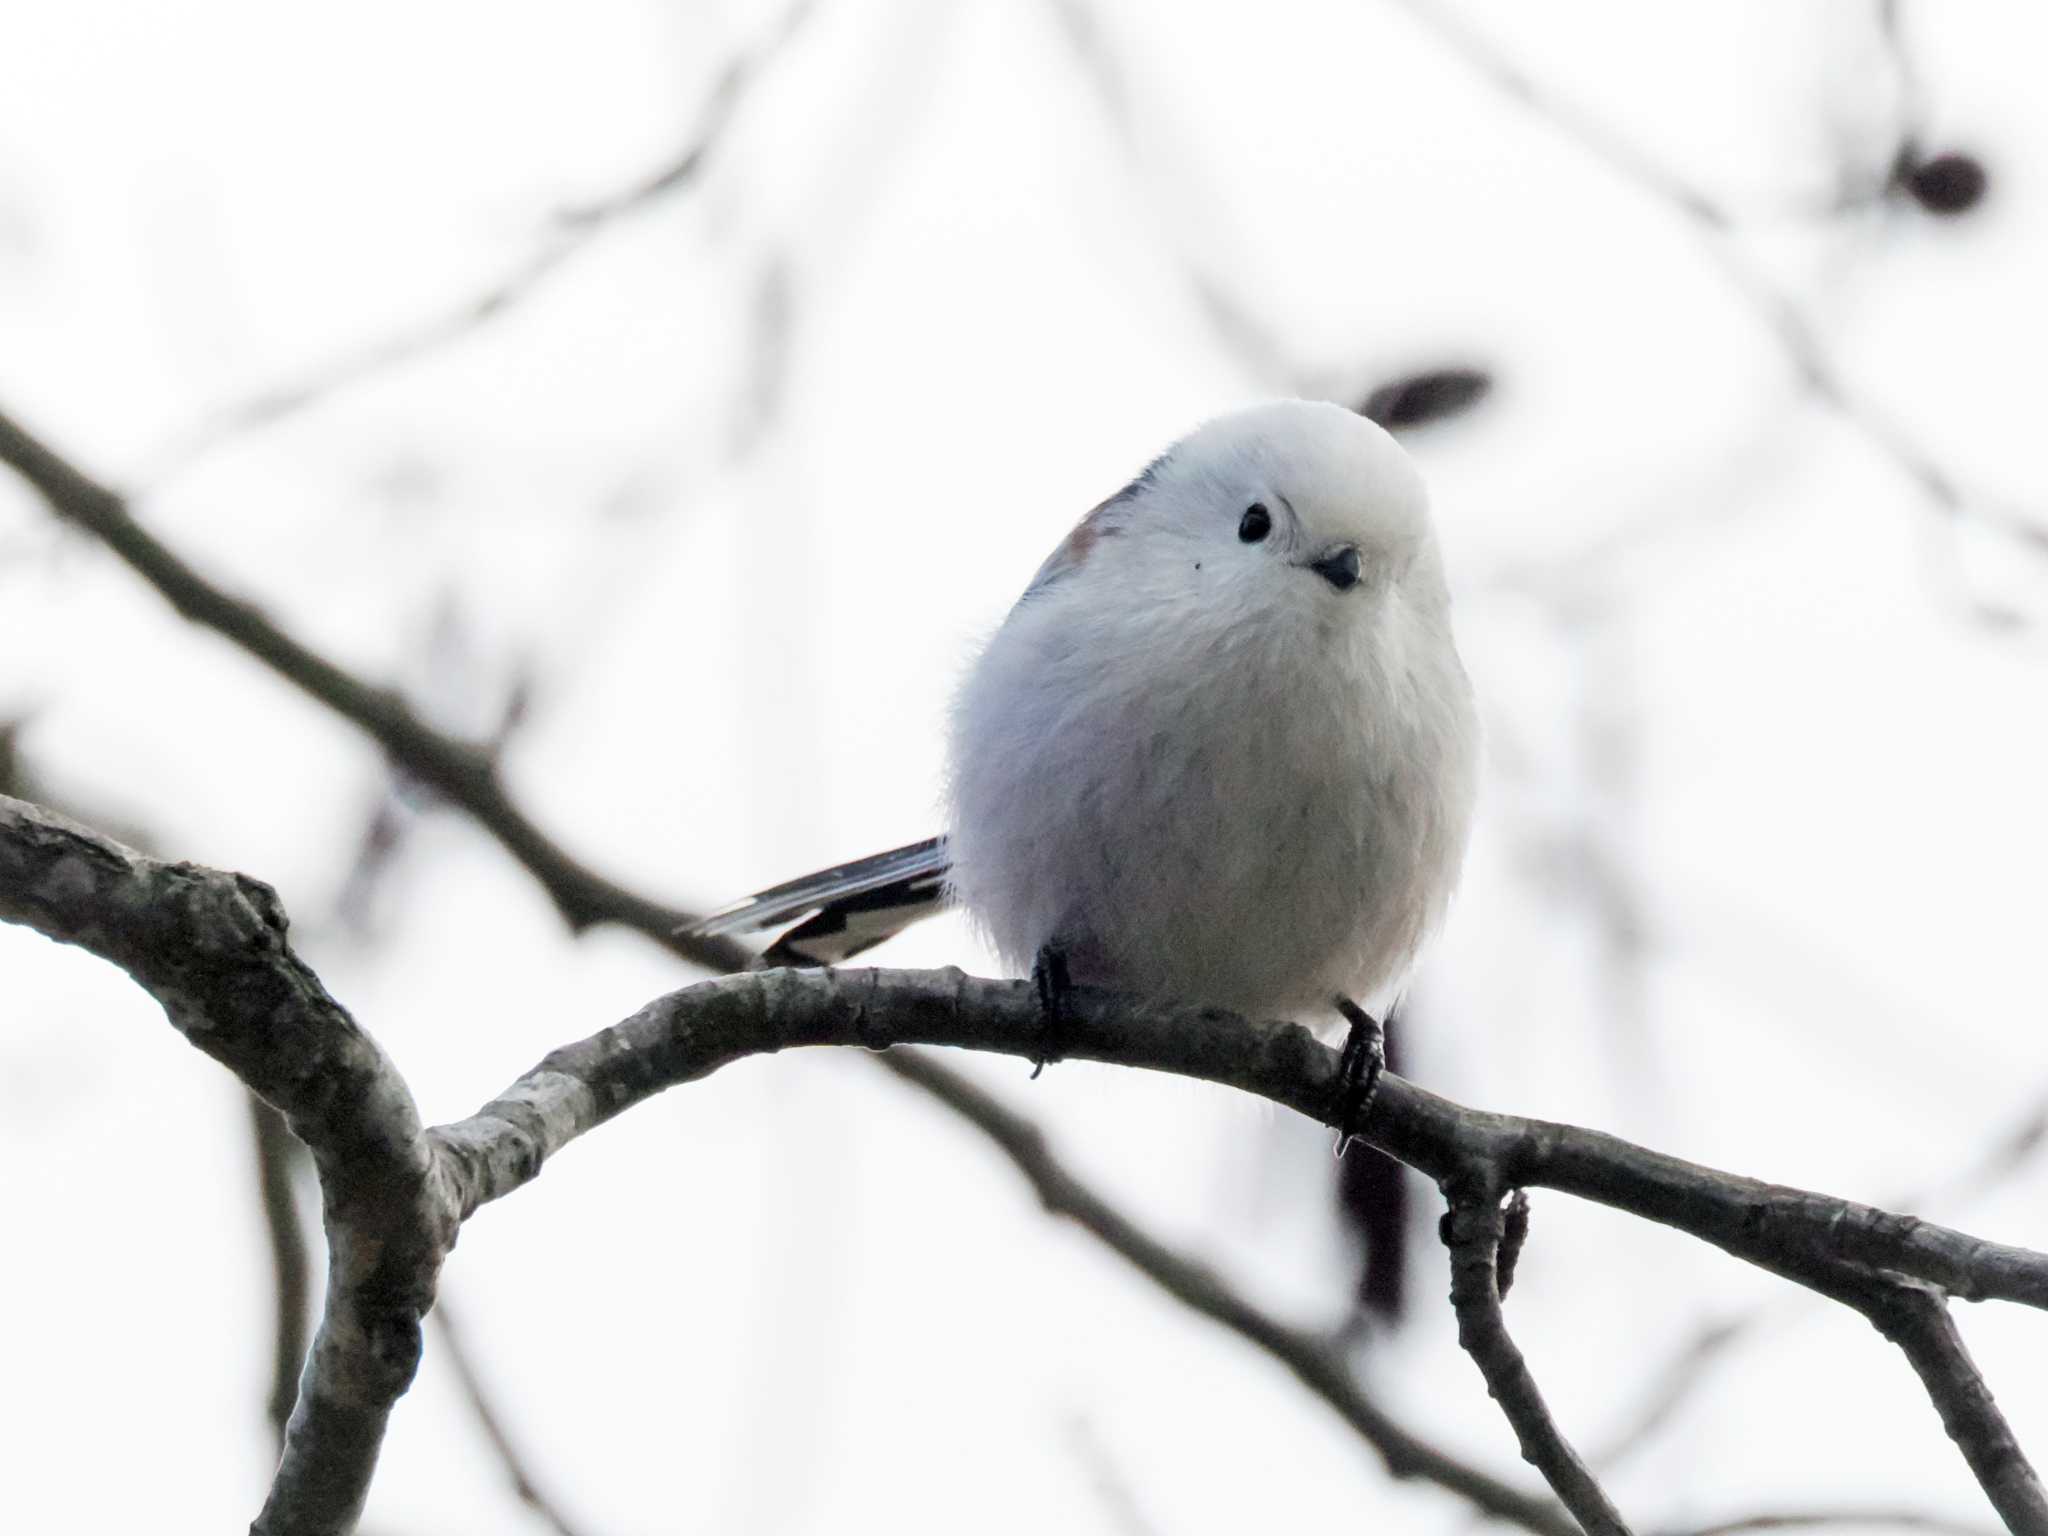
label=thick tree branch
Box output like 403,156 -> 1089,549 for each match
7,793 -> 2048,1530
1443,1188 -> 1631,1534
415,959 -> 2048,1316
1851,1281 -> 2048,1532
0,795 -> 451,1536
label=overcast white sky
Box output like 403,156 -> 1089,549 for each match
3,2 -> 2047,1531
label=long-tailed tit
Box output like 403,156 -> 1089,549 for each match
693,399 -> 1479,1129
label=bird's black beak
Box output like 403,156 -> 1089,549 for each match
1308,545 -> 1362,591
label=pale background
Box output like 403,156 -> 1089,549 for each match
3,1 -> 2046,1531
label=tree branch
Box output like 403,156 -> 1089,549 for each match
430,1300 -> 590,1536
1852,1281 -> 2048,1533
0,795 -> 451,1536
1597,1091 -> 2048,1475
0,404 -> 749,970
1443,1187 -> 1632,1534
249,1094 -> 314,1449
154,0 -> 819,474
1388,0 -> 2048,610
7,792 -> 2048,1530
1665,1512 -> 2000,1536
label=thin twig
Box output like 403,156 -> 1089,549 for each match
248,1095 -> 313,1451
1597,1087 -> 2048,1474
0,404 -> 749,971
1591,1313 -> 1751,1472
1662,1510 -> 2000,1536
875,1048 -> 1578,1534
432,1300 -> 590,1536
1388,0 -> 2048,591
1061,1412 -> 1169,1536
1442,1187 -> 1632,1535
153,0 -> 819,478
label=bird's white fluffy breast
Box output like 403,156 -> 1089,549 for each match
945,541 -> 1477,1019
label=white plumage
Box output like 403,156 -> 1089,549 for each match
696,399 -> 1479,1024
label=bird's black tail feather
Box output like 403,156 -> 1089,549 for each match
686,836 -> 951,965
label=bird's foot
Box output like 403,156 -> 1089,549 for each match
1331,997 -> 1385,1157
1030,943 -> 1074,1079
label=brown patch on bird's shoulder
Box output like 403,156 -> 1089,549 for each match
1060,497 -> 1122,566
1022,494 -> 1129,600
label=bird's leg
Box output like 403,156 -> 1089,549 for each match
1030,942 -> 1074,1079
1331,997 -> 1386,1157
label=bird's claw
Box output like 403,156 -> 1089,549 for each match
1030,943 -> 1074,1078
1331,997 -> 1385,1157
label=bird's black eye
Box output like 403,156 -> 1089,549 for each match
1238,503 -> 1272,543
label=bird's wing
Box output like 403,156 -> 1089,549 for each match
686,836 -> 952,965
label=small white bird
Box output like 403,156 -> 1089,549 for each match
694,399 -> 1479,1120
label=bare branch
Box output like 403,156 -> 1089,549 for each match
1443,1188 -> 1632,1535
1852,1281 -> 2048,1533
0,795 -> 449,1536
1388,0 -> 2048,598
431,1300 -> 590,1536
1599,1090 -> 2048,1475
156,0 -> 819,474
8,793 -> 2048,1529
249,1095 -> 314,1450
0,404 -> 749,971
1593,1312 -> 1752,1471
1664,1511 -> 2000,1536
1061,1412 -> 1169,1536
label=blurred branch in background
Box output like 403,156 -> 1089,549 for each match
875,1047 -> 1577,1534
0,405 -> 749,968
1660,1515 -> 1999,1536
1595,1085 -> 2048,1476
432,1301 -> 592,1536
1387,0 -> 2048,628
1062,1411 -> 1168,1536
149,0 -> 819,484
249,1097 -> 313,1449
1058,0 -> 2044,621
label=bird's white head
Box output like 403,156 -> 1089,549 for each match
1034,399 -> 1447,637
